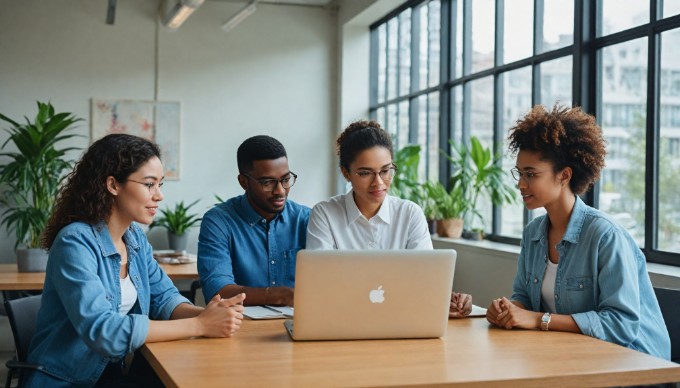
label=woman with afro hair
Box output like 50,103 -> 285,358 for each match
486,104 -> 670,359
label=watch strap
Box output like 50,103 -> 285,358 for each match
541,312 -> 551,331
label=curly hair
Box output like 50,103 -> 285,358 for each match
237,135 -> 288,173
336,120 -> 393,171
42,134 -> 161,249
507,104 -> 607,195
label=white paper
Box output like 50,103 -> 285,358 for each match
469,304 -> 488,317
243,305 -> 294,320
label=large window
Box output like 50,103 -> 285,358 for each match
370,0 -> 680,265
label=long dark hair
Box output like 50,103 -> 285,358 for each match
42,134 -> 161,248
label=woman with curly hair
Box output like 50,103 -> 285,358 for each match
486,104 -> 670,359
306,120 -> 472,318
26,134 -> 246,387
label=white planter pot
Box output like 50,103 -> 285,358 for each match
17,248 -> 48,272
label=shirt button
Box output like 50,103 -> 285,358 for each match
555,294 -> 559,300
272,281 -> 276,285
533,278 -> 538,283
271,260 -> 275,264
579,284 -> 583,289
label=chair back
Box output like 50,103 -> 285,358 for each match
654,287 -> 680,363
4,294 -> 42,362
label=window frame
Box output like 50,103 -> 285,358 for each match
369,0 -> 680,265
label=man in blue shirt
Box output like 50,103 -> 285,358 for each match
198,135 -> 310,306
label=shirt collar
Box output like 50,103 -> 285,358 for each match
562,195 -> 587,244
344,191 -> 391,225
93,221 -> 141,258
530,195 -> 586,245
237,194 -> 286,227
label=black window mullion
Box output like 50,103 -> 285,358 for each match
370,28 -> 380,108
645,1 -> 660,255
534,0 -> 544,55
409,5 -> 422,151
440,0 -> 453,184
495,0 -> 504,67
492,72 -> 504,235
491,0 -> 504,234
462,0 -> 472,77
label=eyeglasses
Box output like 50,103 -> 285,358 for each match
242,172 -> 297,192
349,165 -> 397,182
127,179 -> 164,194
510,168 -> 543,185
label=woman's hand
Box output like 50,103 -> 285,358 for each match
198,293 -> 246,337
486,297 -> 539,330
449,292 -> 472,318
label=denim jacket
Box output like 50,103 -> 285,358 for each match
511,196 -> 670,359
26,221 -> 190,387
198,195 -> 310,301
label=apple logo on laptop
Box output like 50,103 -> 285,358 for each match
369,286 -> 385,303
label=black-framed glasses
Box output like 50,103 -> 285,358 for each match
242,172 -> 297,192
510,168 -> 543,185
349,165 -> 397,182
127,179 -> 164,194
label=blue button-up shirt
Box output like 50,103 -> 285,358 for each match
197,194 -> 310,301
26,222 -> 189,387
512,196 -> 670,359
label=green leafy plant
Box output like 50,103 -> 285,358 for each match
390,144 -> 424,204
0,102 -> 82,249
150,200 -> 202,235
444,136 -> 517,229
421,180 -> 469,220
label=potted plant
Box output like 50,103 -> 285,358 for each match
390,144 -> 438,232
422,180 -> 469,238
0,102 -> 82,272
443,136 -> 517,238
150,199 -> 202,252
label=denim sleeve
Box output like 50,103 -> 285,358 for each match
306,204 -> 336,250
511,237 -> 532,308
571,227 -> 640,346
197,210 -> 236,300
406,202 -> 433,250
138,230 -> 191,320
48,232 -> 149,359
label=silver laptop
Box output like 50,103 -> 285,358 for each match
284,249 -> 456,341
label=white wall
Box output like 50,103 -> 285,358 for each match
0,0 -> 336,260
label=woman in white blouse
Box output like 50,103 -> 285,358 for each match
306,120 -> 472,318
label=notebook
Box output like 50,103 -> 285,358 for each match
284,249 -> 457,341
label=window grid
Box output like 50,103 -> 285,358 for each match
369,0 -> 680,265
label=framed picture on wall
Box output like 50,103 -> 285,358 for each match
91,98 -> 181,179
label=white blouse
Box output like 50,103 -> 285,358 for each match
306,191 -> 433,250
119,273 -> 138,314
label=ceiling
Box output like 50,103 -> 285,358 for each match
210,0 -> 335,7
105,0 -> 338,26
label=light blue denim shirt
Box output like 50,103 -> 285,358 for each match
511,196 -> 670,359
198,194 -> 310,301
25,221 -> 190,387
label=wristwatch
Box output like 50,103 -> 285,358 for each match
541,312 -> 551,331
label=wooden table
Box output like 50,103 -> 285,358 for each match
0,262 -> 198,290
140,317 -> 680,387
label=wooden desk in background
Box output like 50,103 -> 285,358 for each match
141,317 -> 680,387
0,262 -> 198,291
